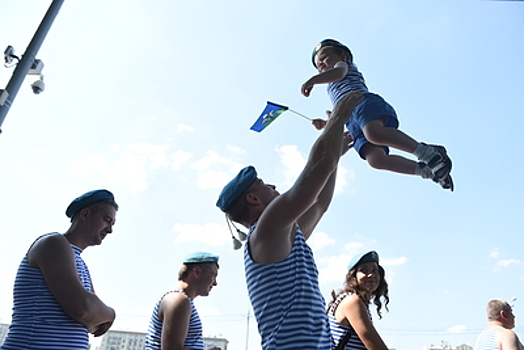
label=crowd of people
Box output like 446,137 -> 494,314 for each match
1,40 -> 520,350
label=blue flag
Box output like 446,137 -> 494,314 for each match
250,101 -> 289,132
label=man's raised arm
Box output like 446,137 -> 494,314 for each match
254,92 -> 363,261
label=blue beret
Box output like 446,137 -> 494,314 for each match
66,189 -> 115,218
183,251 -> 219,264
347,250 -> 379,271
312,39 -> 352,68
216,166 -> 258,212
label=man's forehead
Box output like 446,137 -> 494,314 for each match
254,178 -> 267,187
99,205 -> 117,218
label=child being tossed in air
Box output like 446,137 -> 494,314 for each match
301,39 -> 453,190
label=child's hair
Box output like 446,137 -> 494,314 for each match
329,264 -> 390,319
312,39 -> 353,67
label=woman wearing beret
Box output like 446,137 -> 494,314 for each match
328,250 -> 390,350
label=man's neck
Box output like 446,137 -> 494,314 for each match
177,281 -> 197,300
487,320 -> 506,329
63,229 -> 88,250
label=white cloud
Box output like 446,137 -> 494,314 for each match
317,242 -> 366,284
447,325 -> 468,333
191,151 -> 234,170
173,222 -> 229,246
384,269 -> 395,285
196,170 -> 234,190
344,241 -> 364,251
275,145 -> 355,196
335,167 -> 348,194
171,150 -> 193,171
276,145 -> 305,188
129,143 -> 170,169
309,231 -> 336,250
73,151 -> 149,193
113,150 -> 150,192
69,143 -> 179,193
198,307 -> 221,317
226,145 -> 245,155
177,123 -> 195,133
488,248 -> 499,259
381,256 -> 408,267
318,254 -> 352,284
496,259 -> 524,268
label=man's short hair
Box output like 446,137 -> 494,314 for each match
487,299 -> 511,321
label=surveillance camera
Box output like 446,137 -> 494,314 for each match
31,79 -> 45,94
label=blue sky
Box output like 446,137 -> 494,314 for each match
0,1 -> 523,350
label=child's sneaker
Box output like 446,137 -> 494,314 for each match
432,173 -> 454,191
425,145 -> 452,180
418,162 -> 454,191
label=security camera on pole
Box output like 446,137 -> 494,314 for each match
0,0 -> 64,134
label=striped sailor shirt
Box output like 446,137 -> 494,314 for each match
1,240 -> 92,350
244,224 -> 331,350
328,292 -> 369,350
474,326 -> 503,350
327,60 -> 369,106
145,290 -> 205,350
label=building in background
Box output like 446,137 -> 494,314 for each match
204,336 -> 229,350
98,330 -> 145,350
97,330 -> 228,350
0,323 -> 9,344
454,344 -> 474,350
424,342 -> 473,350
1,324 -> 228,350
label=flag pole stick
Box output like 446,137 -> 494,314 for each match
287,108 -> 312,121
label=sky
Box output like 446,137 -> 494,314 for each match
0,1 -> 523,350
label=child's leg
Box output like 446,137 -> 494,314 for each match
362,143 -> 454,190
362,143 -> 417,174
362,118 -> 418,153
362,118 -> 452,180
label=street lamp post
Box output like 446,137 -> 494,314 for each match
0,0 -> 64,133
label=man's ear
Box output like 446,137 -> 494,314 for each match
78,207 -> 91,221
499,309 -> 509,322
192,265 -> 202,278
246,192 -> 259,205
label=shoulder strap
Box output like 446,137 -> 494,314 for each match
330,292 -> 356,350
334,327 -> 355,350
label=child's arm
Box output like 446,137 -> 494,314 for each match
301,61 -> 349,97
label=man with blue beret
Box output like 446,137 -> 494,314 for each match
1,189 -> 118,350
216,92 -> 364,350
145,252 -> 221,350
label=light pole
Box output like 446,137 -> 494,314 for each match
0,0 -> 64,134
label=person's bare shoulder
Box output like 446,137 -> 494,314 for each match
160,292 -> 191,316
27,232 -> 70,267
336,293 -> 362,317
497,327 -> 522,350
341,293 -> 359,303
